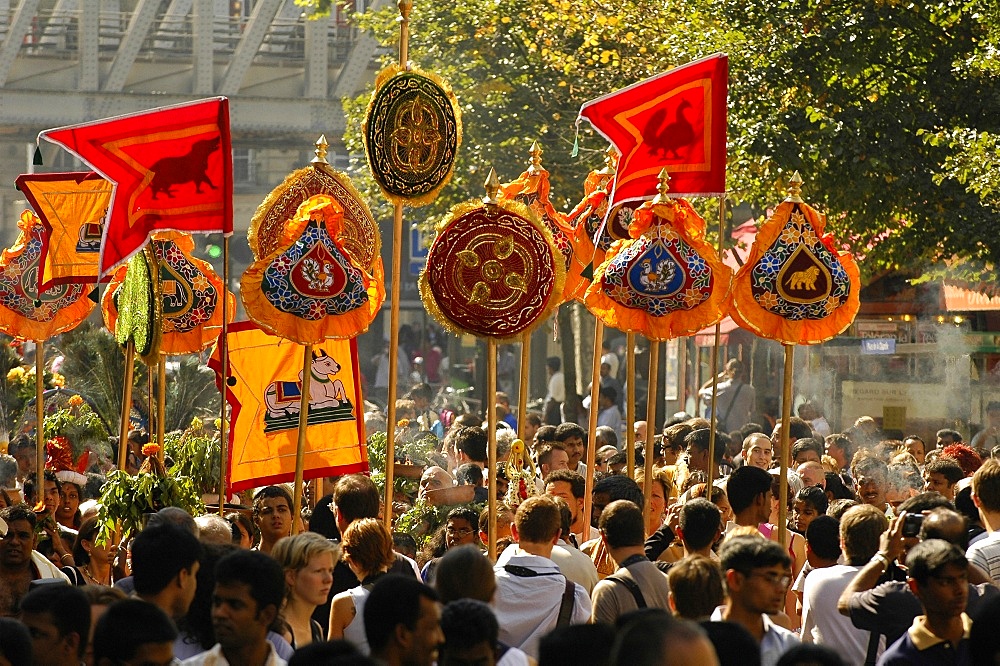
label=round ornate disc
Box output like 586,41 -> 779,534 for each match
365,69 -> 460,205
421,205 -> 559,340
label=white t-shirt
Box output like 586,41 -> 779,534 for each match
492,546 -> 591,659
801,564 -> 883,664
547,371 -> 566,403
967,531 -> 1000,585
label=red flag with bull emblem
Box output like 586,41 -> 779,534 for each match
38,98 -> 233,277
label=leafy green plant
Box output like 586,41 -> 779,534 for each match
395,496 -> 486,548
42,398 -> 112,461
95,468 -> 204,544
163,417 -> 221,496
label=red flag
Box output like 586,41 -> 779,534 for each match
38,98 -> 233,277
577,54 -> 728,201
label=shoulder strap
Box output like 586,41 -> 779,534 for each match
607,573 -> 647,608
864,630 -> 880,666
555,578 -> 577,627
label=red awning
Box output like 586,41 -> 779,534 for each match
695,316 -> 742,346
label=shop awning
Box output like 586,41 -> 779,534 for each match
695,316 -> 742,346
693,218 -> 757,346
942,283 -> 1000,312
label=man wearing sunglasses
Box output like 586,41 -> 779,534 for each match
714,535 -> 799,666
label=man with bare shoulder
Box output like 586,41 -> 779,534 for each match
0,503 -> 69,617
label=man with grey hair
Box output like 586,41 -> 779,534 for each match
194,513 -> 234,545
594,425 -> 619,452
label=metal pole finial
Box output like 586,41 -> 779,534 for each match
652,168 -> 671,204
311,135 -> 329,164
483,167 -> 500,204
598,146 -> 618,176
786,171 -> 804,203
527,141 -> 543,176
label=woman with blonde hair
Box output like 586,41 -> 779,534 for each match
271,531 -> 340,649
327,517 -> 395,653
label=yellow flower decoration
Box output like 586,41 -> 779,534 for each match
141,443 -> 161,457
6,367 -> 24,382
68,395 -> 84,407
397,418 -> 411,428
190,416 -> 204,431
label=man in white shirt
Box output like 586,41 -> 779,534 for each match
715,535 -> 799,666
969,458 -> 1000,585
548,496 -> 599,593
802,505 -> 889,665
182,550 -> 287,666
544,357 -> 565,425
493,496 -> 591,659
698,359 -> 755,433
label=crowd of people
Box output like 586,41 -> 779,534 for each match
5,381 -> 1000,666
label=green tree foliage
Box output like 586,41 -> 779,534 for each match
53,323 -> 147,436
721,0 -> 1000,283
54,324 -> 218,436
318,0 -> 998,284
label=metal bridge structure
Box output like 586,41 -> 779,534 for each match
0,0 -> 384,235
0,0 -> 383,132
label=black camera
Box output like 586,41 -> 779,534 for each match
902,513 -> 924,538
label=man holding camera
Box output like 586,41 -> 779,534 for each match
837,498 -> 997,650
876,539 -> 973,665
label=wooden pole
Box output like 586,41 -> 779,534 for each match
778,344 -> 794,547
643,341 -> 660,513
706,328 -> 721,487
706,196 -> 726,490
218,235 -> 230,514
581,321 -> 604,534
383,0 -> 412,533
677,337 -> 687,416
147,365 -> 154,445
625,332 -> 635,479
292,344 -> 313,535
487,339 -> 498,560
517,334 -> 530,441
156,355 -> 166,461
34,342 -> 44,490
384,202 -> 403,532
117,341 -> 136,471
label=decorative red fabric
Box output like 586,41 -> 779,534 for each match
39,98 -> 233,276
577,54 -> 728,202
